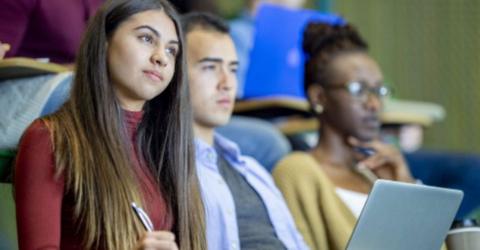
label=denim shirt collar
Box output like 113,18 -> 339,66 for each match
194,133 -> 247,171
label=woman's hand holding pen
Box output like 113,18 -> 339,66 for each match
349,137 -> 415,183
131,203 -> 178,250
135,231 -> 178,250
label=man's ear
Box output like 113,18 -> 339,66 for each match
307,84 -> 326,109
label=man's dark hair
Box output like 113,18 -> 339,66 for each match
181,12 -> 229,34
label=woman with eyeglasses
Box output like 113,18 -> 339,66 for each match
272,22 -> 414,250
13,0 -> 205,249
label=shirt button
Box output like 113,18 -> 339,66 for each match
231,243 -> 237,250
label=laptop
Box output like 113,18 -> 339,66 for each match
346,180 -> 463,250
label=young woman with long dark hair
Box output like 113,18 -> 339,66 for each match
14,0 -> 205,249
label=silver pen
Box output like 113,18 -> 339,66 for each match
353,147 -> 378,184
355,163 -> 378,184
131,202 -> 154,232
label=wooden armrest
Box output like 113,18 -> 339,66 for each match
276,117 -> 318,135
0,57 -> 69,80
234,98 -> 442,128
380,112 -> 434,127
275,114 -> 432,136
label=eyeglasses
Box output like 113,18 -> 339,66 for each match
324,81 -> 391,103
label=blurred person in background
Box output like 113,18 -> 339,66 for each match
230,0 -> 307,98
272,21 -> 415,250
0,0 -> 105,150
0,0 -> 103,66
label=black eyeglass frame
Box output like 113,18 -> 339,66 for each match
323,81 -> 391,102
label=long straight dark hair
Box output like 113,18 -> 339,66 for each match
45,0 -> 205,249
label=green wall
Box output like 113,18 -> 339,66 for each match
333,0 -> 480,153
0,184 -> 17,250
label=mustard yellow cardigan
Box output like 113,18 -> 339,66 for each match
273,152 -> 356,250
273,152 -> 448,250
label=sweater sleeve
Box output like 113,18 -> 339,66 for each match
14,119 -> 64,250
273,152 -> 363,250
273,153 -> 329,250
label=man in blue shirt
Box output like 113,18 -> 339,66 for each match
182,12 -> 308,250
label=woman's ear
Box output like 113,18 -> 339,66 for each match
307,84 -> 326,114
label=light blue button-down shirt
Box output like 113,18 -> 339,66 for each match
195,133 -> 309,250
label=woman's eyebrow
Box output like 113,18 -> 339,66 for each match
134,25 -> 160,38
135,25 -> 179,45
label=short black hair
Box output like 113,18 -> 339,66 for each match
181,12 -> 229,34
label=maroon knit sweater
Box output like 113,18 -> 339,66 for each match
14,110 -> 173,249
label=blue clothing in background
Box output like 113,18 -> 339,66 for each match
195,134 -> 308,250
217,116 -> 291,172
232,4 -> 344,100
229,11 -> 254,99
40,74 -> 73,116
405,150 -> 480,218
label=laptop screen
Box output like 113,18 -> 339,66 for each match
346,180 -> 463,250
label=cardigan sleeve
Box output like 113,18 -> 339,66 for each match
273,152 -> 330,250
273,152 -> 358,250
14,119 -> 64,250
